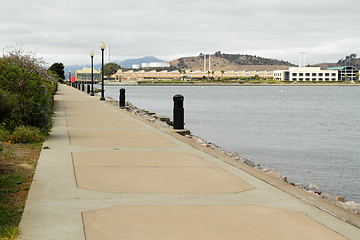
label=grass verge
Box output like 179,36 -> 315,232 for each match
0,142 -> 42,239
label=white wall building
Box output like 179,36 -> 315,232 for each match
141,62 -> 170,68
273,67 -> 338,81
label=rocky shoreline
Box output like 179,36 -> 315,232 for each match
107,98 -> 360,215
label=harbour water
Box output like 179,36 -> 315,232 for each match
102,85 -> 360,202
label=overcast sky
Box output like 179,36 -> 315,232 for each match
1,0 -> 359,67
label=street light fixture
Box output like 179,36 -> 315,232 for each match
68,70 -> 71,84
90,50 -> 95,96
100,41 -> 106,101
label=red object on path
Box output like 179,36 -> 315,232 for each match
70,76 -> 76,83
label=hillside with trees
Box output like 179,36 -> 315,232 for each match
169,51 -> 296,71
311,54 -> 360,70
336,54 -> 360,69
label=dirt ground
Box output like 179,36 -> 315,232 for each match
0,142 -> 42,228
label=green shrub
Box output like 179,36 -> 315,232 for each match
9,126 -> 45,143
0,49 -> 57,133
0,128 -> 11,142
0,89 -> 18,123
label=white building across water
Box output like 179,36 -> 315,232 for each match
273,66 -> 358,82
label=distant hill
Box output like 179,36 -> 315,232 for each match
169,52 -> 296,71
311,54 -> 360,70
64,56 -> 165,77
119,56 -> 164,68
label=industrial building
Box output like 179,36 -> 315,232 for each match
274,67 -> 342,81
140,62 -> 171,68
273,66 -> 359,82
112,69 -> 273,81
327,66 -> 358,81
75,67 -> 101,81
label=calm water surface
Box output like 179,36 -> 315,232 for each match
102,85 -> 360,202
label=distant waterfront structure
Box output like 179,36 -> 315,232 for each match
112,68 -> 273,82
327,66 -> 358,81
75,67 -> 101,81
201,53 -> 212,72
272,66 -> 359,82
141,62 -> 170,68
274,67 -> 338,81
132,64 -> 140,69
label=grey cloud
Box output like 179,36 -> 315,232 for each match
1,0 -> 359,66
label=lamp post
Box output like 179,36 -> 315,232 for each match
68,70 -> 71,85
90,50 -> 95,96
100,41 -> 106,101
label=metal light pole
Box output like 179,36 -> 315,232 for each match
100,41 -> 106,101
69,70 -> 71,84
90,50 -> 95,96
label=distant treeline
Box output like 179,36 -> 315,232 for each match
213,51 -> 295,66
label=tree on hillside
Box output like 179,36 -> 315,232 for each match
102,63 -> 121,79
48,62 -> 65,80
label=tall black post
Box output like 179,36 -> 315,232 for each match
119,88 -> 125,107
87,84 -> 90,94
82,82 -> 85,91
68,70 -> 71,84
90,52 -> 94,96
173,94 -> 184,130
100,46 -> 105,101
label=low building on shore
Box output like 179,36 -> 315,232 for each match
75,67 -> 101,82
141,62 -> 170,68
274,67 -> 338,82
327,66 -> 358,81
273,66 -> 358,82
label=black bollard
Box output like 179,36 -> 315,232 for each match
78,82 -> 81,90
119,88 -> 125,107
87,85 -> 90,94
173,94 -> 184,130
82,83 -> 85,92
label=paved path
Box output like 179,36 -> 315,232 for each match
19,84 -> 360,239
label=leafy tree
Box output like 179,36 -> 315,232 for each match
102,63 -> 121,79
178,58 -> 187,69
48,62 -> 65,80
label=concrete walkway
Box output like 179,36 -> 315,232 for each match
19,84 -> 360,239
